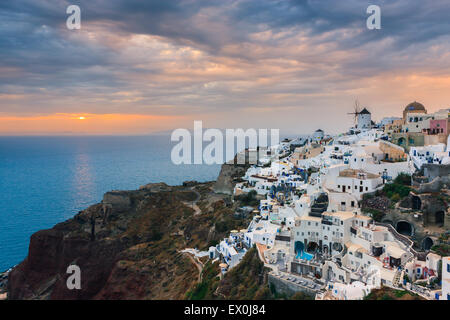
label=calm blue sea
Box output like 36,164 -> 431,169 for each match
0,135 -> 221,271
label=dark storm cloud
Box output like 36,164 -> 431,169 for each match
0,0 -> 449,116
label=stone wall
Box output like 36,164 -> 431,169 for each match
391,133 -> 425,152
422,164 -> 450,181
267,273 -> 317,297
424,134 -> 448,146
379,140 -> 407,161
414,175 -> 450,194
102,191 -> 132,212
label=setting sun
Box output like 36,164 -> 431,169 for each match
78,116 -> 86,120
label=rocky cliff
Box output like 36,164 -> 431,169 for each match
213,163 -> 249,195
7,177 -> 249,300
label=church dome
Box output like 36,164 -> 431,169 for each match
404,101 -> 426,113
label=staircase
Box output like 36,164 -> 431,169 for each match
310,193 -> 329,217
393,269 -> 403,287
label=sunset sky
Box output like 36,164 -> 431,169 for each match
1,0 -> 450,135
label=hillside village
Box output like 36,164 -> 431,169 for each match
209,101 -> 450,300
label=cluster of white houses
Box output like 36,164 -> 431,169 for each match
210,102 -> 450,300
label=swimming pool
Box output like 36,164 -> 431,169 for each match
295,250 -> 314,261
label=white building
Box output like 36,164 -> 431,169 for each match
403,112 -> 433,133
218,234 -> 247,269
441,257 -> 450,300
327,168 -> 383,200
380,117 -> 402,127
313,129 -> 325,141
410,143 -> 450,169
244,220 -> 279,248
357,108 -> 372,130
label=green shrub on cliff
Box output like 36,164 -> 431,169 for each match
234,190 -> 259,206
383,182 -> 410,201
394,173 -> 412,186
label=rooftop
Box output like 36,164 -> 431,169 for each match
324,211 -> 355,220
404,101 -> 426,113
359,108 -> 371,115
338,169 -> 380,179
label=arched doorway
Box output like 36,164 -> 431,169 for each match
412,196 -> 421,210
398,137 -> 406,146
396,221 -> 413,236
435,211 -> 444,226
306,241 -> 319,253
277,249 -> 285,261
422,237 -> 434,251
332,242 -> 343,253
327,266 -> 334,280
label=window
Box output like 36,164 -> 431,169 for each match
340,221 -> 343,225
447,264 -> 450,273
365,187 -> 368,191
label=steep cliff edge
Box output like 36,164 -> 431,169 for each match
213,163 -> 249,195
7,178 -> 250,300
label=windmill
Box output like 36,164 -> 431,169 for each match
347,99 -> 361,128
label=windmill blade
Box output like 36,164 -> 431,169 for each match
354,99 -> 361,114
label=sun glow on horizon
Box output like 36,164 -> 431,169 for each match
0,113 -> 190,135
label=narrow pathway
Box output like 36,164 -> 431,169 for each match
181,251 -> 204,283
183,187 -> 202,215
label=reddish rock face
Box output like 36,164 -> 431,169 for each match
8,228 -> 122,300
7,184 -> 214,300
27,230 -> 64,273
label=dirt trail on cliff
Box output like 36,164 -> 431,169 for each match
182,252 -> 204,283
7,178 -> 246,300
